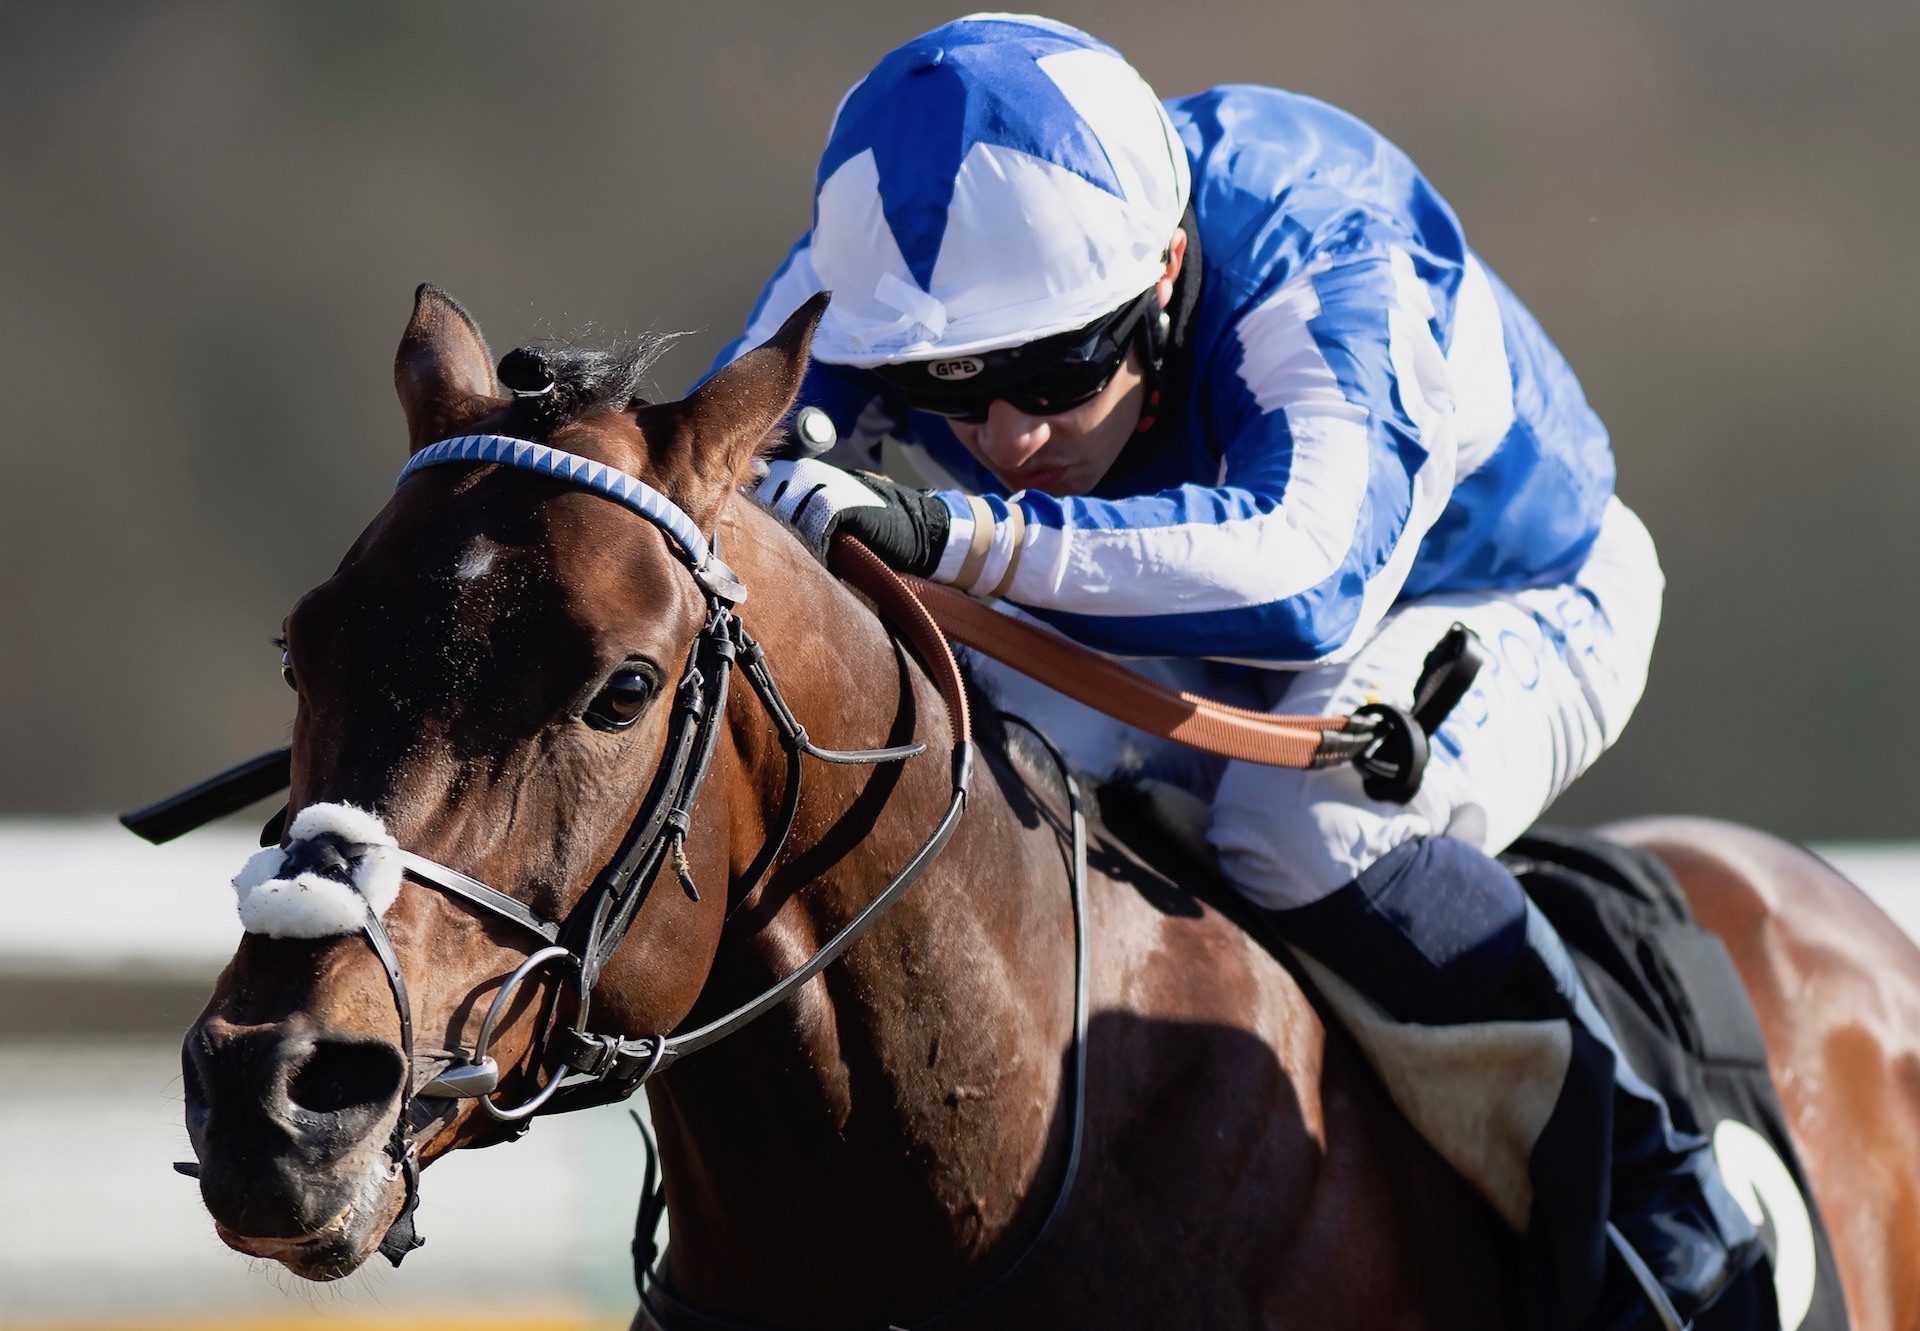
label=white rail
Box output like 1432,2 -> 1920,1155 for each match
4,819 -> 1918,980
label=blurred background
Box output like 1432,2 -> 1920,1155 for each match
1,2 -> 1914,1327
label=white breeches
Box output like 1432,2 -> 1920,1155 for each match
966,497 -> 1664,911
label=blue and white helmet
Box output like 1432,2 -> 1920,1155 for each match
806,14 -> 1191,367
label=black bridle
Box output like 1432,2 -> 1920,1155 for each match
129,434 -> 1091,1323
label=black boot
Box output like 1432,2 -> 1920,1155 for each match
1271,836 -> 1762,1327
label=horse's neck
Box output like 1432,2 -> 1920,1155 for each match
649,506 -> 1076,1319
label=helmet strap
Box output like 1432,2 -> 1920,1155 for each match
1132,306 -> 1173,436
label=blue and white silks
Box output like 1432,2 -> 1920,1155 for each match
718,85 -> 1615,667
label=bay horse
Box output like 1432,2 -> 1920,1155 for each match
177,286 -> 1920,1328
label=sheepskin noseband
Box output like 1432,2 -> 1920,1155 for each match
232,803 -> 403,939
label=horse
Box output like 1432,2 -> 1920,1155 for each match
175,286 -> 1920,1329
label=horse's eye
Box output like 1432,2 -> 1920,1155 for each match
278,642 -> 296,690
585,667 -> 656,731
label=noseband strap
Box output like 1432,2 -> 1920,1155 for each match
397,851 -> 560,944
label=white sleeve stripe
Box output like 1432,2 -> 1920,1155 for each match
1447,254 -> 1516,479
1004,484 -> 1358,615
1328,251 -> 1458,659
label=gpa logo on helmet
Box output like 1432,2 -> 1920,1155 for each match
928,357 -> 985,382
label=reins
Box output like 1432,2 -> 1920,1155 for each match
902,574 -> 1373,769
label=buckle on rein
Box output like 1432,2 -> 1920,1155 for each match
1351,623 -> 1487,804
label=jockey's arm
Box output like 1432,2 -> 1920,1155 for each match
941,243 -> 1460,665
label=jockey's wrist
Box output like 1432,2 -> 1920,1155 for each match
932,492 -> 977,583
932,490 -> 1028,600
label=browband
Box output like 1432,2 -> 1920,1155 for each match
399,435 -> 747,604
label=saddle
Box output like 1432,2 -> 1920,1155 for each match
1099,784 -> 1848,1331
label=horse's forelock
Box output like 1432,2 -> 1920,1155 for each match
513,330 -> 688,432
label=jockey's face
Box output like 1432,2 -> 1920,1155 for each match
946,349 -> 1146,496
944,228 -> 1186,498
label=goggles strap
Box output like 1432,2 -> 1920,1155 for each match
1133,300 -> 1172,436
1135,381 -> 1163,436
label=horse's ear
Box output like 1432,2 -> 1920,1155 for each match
394,284 -> 504,452
670,292 -> 830,494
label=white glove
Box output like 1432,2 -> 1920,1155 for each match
754,457 -> 885,556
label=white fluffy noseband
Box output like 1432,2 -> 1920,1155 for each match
231,803 -> 403,939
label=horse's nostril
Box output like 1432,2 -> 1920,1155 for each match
287,1039 -> 405,1117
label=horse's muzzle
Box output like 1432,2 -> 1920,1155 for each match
182,1010 -> 408,1275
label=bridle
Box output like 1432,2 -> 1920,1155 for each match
134,432 -> 1014,1277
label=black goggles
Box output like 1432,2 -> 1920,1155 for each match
870,286 -> 1158,424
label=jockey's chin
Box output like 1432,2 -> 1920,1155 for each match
947,349 -> 1147,498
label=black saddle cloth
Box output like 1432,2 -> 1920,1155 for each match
1501,827 -> 1848,1331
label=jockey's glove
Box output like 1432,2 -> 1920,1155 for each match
756,457 -> 951,578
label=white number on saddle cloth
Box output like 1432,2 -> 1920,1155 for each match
1712,1118 -> 1816,1330
230,803 -> 402,939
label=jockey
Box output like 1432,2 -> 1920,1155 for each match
719,14 -> 1761,1326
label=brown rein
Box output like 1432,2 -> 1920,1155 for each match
833,537 -> 1362,771
828,537 -> 973,750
